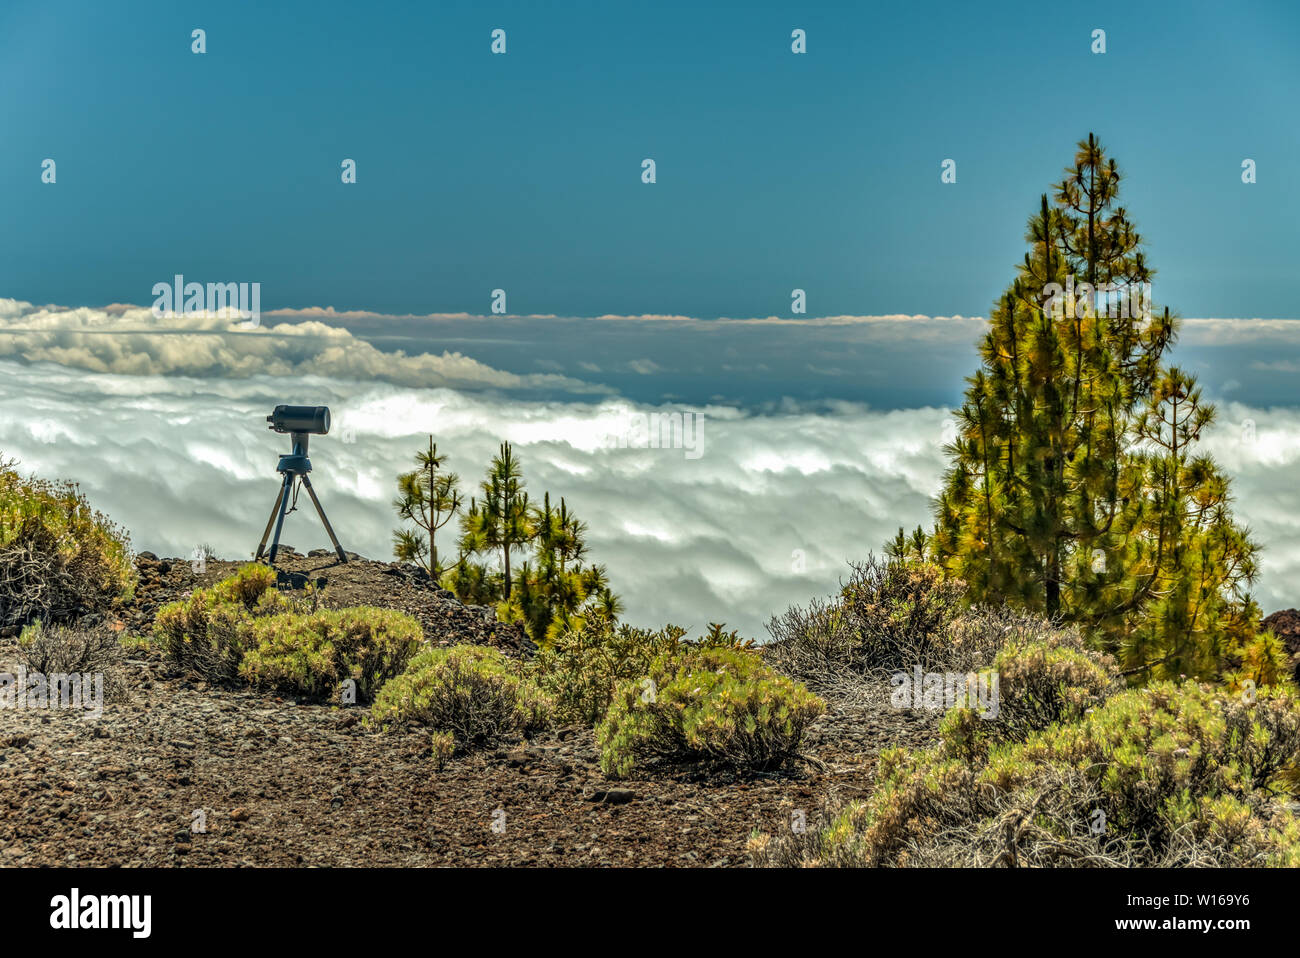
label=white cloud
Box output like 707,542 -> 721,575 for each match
5,359 -> 1299,639
0,299 -> 607,395
0,359 -> 946,637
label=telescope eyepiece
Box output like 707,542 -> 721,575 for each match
267,404 -> 331,435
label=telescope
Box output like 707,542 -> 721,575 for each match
254,405 -> 348,564
267,404 -> 330,435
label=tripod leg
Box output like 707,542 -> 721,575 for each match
300,475 -> 348,563
267,474 -> 295,565
255,474 -> 291,561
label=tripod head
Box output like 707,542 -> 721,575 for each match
267,405 -> 330,475
276,433 -> 313,475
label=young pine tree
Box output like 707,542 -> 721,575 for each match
458,442 -> 532,601
930,133 -> 1262,682
507,492 -> 621,645
884,525 -> 930,564
444,449 -> 623,643
392,437 -> 462,576
1113,367 -> 1260,678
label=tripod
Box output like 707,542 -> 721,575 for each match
255,431 -> 348,564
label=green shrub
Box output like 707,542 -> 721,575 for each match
751,680 -> 1300,868
154,590 -> 253,681
996,682 -> 1300,837
0,456 -> 134,628
211,562 -> 279,610
597,646 -> 825,778
534,616 -> 685,724
369,645 -> 553,751
153,564 -> 287,681
939,628 -> 1120,761
534,615 -> 753,725
240,606 -> 422,702
155,566 -> 422,701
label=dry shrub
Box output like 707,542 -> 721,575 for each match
836,559 -> 967,672
766,558 -> 1025,705
430,730 -> 456,770
17,620 -> 127,700
763,595 -> 864,702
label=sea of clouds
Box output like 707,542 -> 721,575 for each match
2,298 -> 1299,638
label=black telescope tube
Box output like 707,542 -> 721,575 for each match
267,405 -> 331,435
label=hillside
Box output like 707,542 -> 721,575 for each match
0,552 -> 940,867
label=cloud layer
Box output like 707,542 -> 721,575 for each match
0,299 -> 607,396
4,358 -> 1300,639
8,299 -> 1300,411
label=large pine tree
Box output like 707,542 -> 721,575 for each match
931,134 -> 1265,682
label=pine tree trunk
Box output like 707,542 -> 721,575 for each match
1046,549 -> 1061,618
434,434 -> 444,571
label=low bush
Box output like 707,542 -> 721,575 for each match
762,596 -> 860,698
534,616 -> 686,725
240,606 -> 422,702
765,557 -> 990,696
18,620 -> 126,700
534,615 -> 753,725
766,560 -> 1035,705
836,559 -> 967,671
939,626 -> 1120,761
750,680 -> 1300,867
369,645 -> 553,751
0,457 -> 134,628
597,646 -> 825,778
430,730 -> 456,770
152,564 -> 285,682
210,562 -> 279,610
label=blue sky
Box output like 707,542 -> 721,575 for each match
3,2 -> 1300,630
3,0 -> 1298,320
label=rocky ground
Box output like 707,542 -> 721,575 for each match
125,550 -> 535,656
1263,609 -> 1300,684
0,553 -> 944,868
